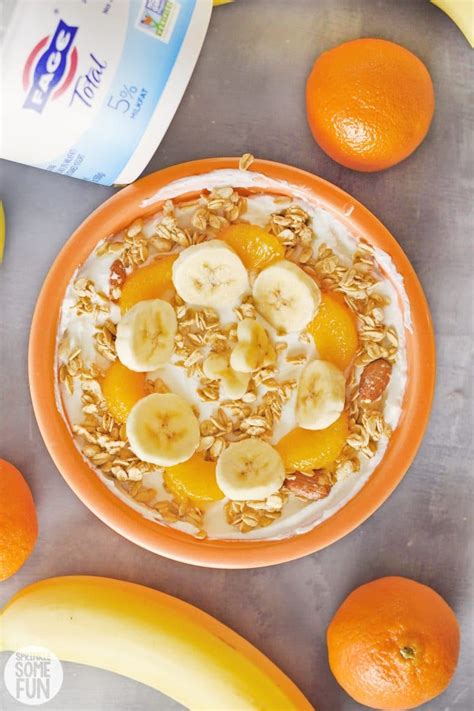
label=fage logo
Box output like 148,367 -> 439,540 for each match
23,20 -> 78,113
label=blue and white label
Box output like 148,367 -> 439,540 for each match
23,20 -> 78,113
2,0 -> 212,185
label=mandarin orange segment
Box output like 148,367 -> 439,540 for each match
276,411 -> 349,472
163,454 -> 224,504
102,360 -> 148,424
219,223 -> 284,271
307,291 -> 358,371
119,254 -> 177,312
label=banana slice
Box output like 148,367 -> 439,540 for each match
127,393 -> 200,466
203,352 -> 250,400
230,318 -> 276,373
296,359 -> 346,430
115,299 -> 177,372
172,240 -> 249,307
252,260 -> 321,333
216,439 -> 285,500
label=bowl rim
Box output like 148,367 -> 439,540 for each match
28,157 -> 435,569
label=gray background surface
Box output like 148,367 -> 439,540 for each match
0,0 -> 473,709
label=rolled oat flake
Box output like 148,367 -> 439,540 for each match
1,0 -> 212,185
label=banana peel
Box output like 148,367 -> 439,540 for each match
431,0 -> 474,47
213,0 -> 234,5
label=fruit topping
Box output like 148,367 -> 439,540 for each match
230,318 -> 276,372
252,260 -> 321,333
203,352 -> 250,400
119,255 -> 177,312
307,291 -> 358,371
216,439 -> 285,500
296,359 -> 346,430
102,361 -> 148,424
164,454 -> 224,504
276,412 -> 349,472
126,393 -> 200,467
115,298 -> 177,372
172,240 -> 249,308
219,222 -> 284,271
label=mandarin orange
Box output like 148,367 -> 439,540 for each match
0,459 -> 38,581
119,254 -> 177,312
219,223 -> 284,271
327,576 -> 460,710
307,291 -> 358,371
306,39 -> 435,171
164,454 -> 224,504
102,360 -> 148,424
276,412 -> 349,472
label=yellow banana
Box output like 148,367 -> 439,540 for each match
431,0 -> 474,47
0,576 -> 314,711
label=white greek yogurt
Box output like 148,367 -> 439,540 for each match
56,169 -> 409,540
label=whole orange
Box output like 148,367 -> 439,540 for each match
327,576 -> 460,710
306,39 -> 435,171
0,459 -> 38,580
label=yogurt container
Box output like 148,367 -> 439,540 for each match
0,0 -> 212,185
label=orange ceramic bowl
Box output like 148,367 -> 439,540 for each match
29,158 -> 435,568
